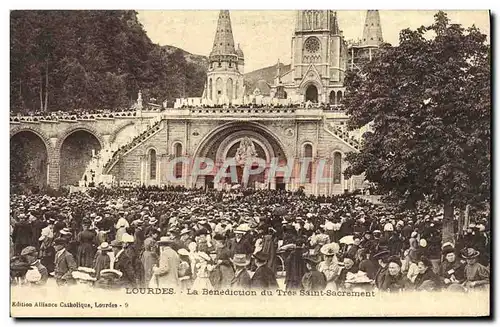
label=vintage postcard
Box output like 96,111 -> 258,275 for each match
10,9 -> 490,317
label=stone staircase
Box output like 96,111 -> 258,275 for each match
78,115 -> 163,187
324,122 -> 362,151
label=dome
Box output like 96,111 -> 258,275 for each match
236,43 -> 244,58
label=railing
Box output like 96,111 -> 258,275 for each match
325,123 -> 362,151
101,116 -> 164,174
189,107 -> 297,115
78,115 -> 163,187
10,111 -> 137,123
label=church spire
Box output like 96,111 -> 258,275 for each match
362,10 -> 383,46
330,11 -> 340,35
210,10 -> 237,57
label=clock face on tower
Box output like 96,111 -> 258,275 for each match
304,37 -> 320,53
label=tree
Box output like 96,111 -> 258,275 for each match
10,10 -> 207,112
343,11 -> 490,243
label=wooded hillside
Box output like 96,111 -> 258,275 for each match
10,10 -> 208,113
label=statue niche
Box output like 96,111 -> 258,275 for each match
234,137 -> 258,165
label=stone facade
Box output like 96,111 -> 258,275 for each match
9,10 -> 380,195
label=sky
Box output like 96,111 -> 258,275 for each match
137,10 -> 490,73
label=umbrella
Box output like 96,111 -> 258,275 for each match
339,235 -> 355,245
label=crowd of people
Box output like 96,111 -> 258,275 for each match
10,109 -> 138,123
177,102 -> 345,111
10,186 -> 490,293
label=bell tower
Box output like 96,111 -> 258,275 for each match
291,10 -> 347,104
204,10 -> 245,105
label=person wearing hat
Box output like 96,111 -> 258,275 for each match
438,244 -> 465,288
93,242 -> 112,279
115,216 -> 129,242
12,214 -> 33,255
379,256 -> 409,292
284,237 -> 308,290
250,251 -> 278,290
194,228 -> 213,254
179,228 -> 193,248
461,248 -> 489,290
141,238 -> 159,287
21,246 -> 48,286
192,251 -> 215,291
230,254 -> 251,290
228,225 -> 253,257
111,239 -> 136,288
39,219 -> 55,273
336,257 -> 357,289
372,250 -> 390,289
53,237 -> 77,286
133,220 -> 146,254
210,234 -> 234,289
357,248 -> 377,281
301,255 -> 326,291
413,256 -> 442,291
152,237 -> 180,288
317,242 -> 342,291
76,221 -> 97,268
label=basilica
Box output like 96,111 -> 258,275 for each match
11,10 -> 383,196
175,10 -> 383,107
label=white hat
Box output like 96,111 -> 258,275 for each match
235,224 -> 250,233
419,239 -> 427,248
383,223 -> 394,232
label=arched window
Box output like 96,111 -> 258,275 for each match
235,80 -> 239,99
304,144 -> 313,183
216,77 -> 223,103
174,143 -> 183,178
209,78 -> 213,100
329,91 -> 336,105
226,78 -> 233,103
337,91 -> 343,104
149,149 -> 157,180
333,152 -> 342,184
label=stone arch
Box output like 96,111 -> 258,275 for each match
301,141 -> 315,157
10,128 -> 51,192
193,122 -> 289,165
109,121 -> 135,143
305,84 -> 318,103
171,141 -> 184,156
10,126 -> 53,157
56,125 -> 105,152
58,127 -> 104,187
301,80 -> 322,102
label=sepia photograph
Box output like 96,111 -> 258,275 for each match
9,9 -> 491,318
